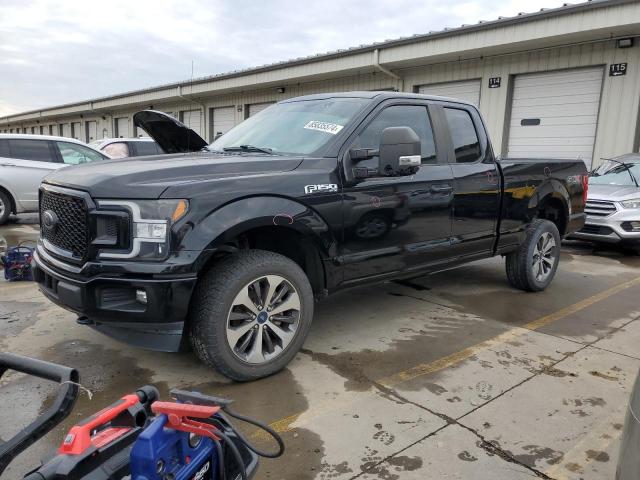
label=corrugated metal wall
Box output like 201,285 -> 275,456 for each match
4,39 -> 639,165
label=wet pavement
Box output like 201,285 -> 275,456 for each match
1,216 -> 640,479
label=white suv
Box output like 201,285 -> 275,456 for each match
0,134 -> 108,225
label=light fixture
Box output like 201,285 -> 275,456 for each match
617,38 -> 634,49
277,87 -> 286,94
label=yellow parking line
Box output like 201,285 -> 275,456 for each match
253,276 -> 640,439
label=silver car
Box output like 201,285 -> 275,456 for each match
0,134 -> 108,225
570,154 -> 640,251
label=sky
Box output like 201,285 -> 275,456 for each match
0,0 -> 571,117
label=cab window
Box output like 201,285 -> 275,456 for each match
134,141 -> 162,156
352,105 -> 437,168
55,142 -> 106,165
443,108 -> 481,163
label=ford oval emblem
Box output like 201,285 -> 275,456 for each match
42,210 -> 59,233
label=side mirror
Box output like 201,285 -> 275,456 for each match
379,126 -> 421,177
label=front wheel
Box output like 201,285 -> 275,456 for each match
506,219 -> 561,292
0,190 -> 11,225
188,250 -> 314,381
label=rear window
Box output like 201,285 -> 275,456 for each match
444,108 -> 481,163
7,139 -> 52,162
134,141 -> 162,156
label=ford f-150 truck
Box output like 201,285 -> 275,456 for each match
32,92 -> 588,381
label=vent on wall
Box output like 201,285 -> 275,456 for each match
520,118 -> 541,126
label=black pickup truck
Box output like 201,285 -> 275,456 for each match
33,92 -> 588,381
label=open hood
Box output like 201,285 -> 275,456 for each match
133,110 -> 209,153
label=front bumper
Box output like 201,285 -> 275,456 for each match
569,207 -> 640,245
32,246 -> 198,352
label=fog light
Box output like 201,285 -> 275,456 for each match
136,290 -> 148,304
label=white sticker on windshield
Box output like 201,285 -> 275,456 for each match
304,120 -> 344,135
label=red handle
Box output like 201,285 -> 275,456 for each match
58,394 -> 140,455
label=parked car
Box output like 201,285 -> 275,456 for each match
0,134 -> 108,225
89,137 -> 164,158
569,154 -> 640,251
32,92 -> 587,381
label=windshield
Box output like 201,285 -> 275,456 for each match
208,98 -> 369,155
590,159 -> 640,186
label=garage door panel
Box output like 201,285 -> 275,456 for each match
510,103 -> 600,118
510,115 -> 598,127
212,106 -> 235,139
513,95 -> 600,108
248,102 -> 274,117
512,81 -> 602,100
417,80 -> 481,107
509,125 -> 597,139
507,67 -> 603,165
513,69 -> 603,87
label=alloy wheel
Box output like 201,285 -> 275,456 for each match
225,274 -> 301,364
532,231 -> 557,282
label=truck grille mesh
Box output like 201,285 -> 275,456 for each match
40,190 -> 89,260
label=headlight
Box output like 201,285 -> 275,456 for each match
96,199 -> 188,260
621,198 -> 640,209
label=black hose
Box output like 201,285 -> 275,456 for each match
219,408 -> 285,459
213,439 -> 225,480
215,430 -> 247,480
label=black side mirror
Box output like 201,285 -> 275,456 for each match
379,126 -> 421,177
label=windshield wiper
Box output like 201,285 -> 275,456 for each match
597,157 -> 639,187
223,145 -> 274,154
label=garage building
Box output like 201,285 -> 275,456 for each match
1,0 -> 639,168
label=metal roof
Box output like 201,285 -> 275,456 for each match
2,0 -> 634,121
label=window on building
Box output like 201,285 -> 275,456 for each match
352,105 -> 437,167
7,139 -> 53,162
443,108 -> 481,163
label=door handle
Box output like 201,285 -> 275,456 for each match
0,163 -> 15,167
430,184 -> 452,193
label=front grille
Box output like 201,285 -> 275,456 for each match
579,224 -> 614,236
585,200 -> 617,217
40,189 -> 89,260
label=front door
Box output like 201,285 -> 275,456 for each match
339,102 -> 454,284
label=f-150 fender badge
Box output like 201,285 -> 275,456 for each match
305,184 -> 338,194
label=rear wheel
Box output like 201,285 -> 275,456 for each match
506,219 -> 561,292
189,250 -> 314,381
0,191 -> 11,225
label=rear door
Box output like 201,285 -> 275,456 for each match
435,102 -> 501,258
1,139 -> 62,211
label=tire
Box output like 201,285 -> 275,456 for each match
0,190 -> 11,225
188,250 -> 314,381
505,219 -> 561,292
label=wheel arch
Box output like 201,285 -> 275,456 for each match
527,180 -> 570,236
189,196 -> 338,294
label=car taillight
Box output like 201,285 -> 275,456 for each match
582,175 -> 589,204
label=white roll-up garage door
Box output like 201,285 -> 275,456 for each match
418,80 -> 481,107
60,123 -> 71,137
86,121 -> 97,143
248,102 -> 274,117
115,117 -> 129,138
211,106 -> 236,140
507,67 -> 603,166
181,109 -> 203,136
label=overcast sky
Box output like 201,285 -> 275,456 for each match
0,0 -> 570,117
